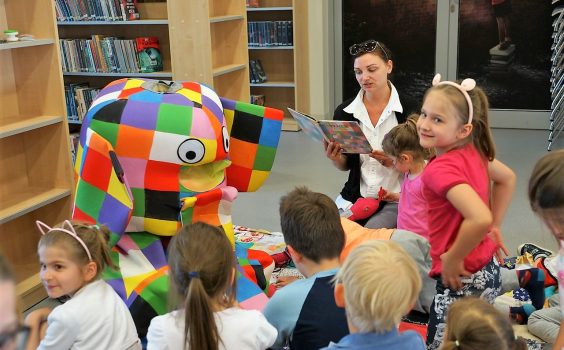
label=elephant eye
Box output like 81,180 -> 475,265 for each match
177,139 -> 205,164
222,126 -> 229,152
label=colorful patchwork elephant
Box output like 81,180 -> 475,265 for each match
72,78 -> 283,335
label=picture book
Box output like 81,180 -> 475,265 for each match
288,108 -> 373,154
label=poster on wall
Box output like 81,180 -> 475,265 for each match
342,1 -> 438,115
342,0 -> 551,113
458,0 -> 552,110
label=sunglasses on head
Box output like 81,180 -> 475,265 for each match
349,40 -> 389,61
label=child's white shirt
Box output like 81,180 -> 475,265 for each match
147,307 -> 277,350
38,279 -> 140,350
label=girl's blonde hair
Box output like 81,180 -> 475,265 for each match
528,150 -> 564,221
441,298 -> 527,350
335,240 -> 421,333
382,114 -> 431,160
425,83 -> 496,161
167,222 -> 236,350
38,221 -> 115,279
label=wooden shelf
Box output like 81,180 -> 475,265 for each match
0,188 -> 71,225
213,63 -> 247,77
16,272 -> 46,310
2,0 -> 74,311
282,117 -> 300,131
63,71 -> 173,77
0,39 -> 54,51
210,15 -> 245,23
251,81 -> 295,87
0,116 -> 63,139
57,20 -> 168,25
247,7 -> 293,11
248,0 -> 309,131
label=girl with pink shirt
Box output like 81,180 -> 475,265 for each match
417,75 -> 516,349
381,114 -> 430,239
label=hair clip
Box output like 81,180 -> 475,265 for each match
188,271 -> 200,279
432,73 -> 476,125
454,340 -> 460,347
36,220 -> 93,261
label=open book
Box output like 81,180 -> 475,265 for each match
288,108 -> 373,154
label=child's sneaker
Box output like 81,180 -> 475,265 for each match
518,243 -> 554,261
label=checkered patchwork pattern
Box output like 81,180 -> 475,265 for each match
73,78 -> 283,335
73,129 -> 133,247
221,97 -> 284,192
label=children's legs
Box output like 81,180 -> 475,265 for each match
391,229 -> 434,314
363,202 -> 398,229
426,260 -> 501,350
527,294 -> 562,343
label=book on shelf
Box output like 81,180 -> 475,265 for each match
65,83 -> 100,121
249,59 -> 267,83
250,94 -> 265,106
287,108 -> 373,154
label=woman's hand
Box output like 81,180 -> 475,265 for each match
370,150 -> 393,168
324,141 -> 348,170
440,251 -> 471,291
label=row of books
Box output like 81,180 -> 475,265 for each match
248,21 -> 293,47
65,83 -> 100,121
55,0 -> 140,22
249,59 -> 267,83
60,36 -> 162,73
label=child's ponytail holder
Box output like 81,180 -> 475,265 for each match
188,271 -> 200,279
36,220 -> 93,261
432,73 -> 476,125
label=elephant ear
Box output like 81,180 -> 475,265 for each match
221,97 -> 284,192
73,128 -> 133,247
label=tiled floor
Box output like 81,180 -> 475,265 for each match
233,128 -> 564,254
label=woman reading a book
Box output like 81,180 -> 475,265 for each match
325,39 -> 406,229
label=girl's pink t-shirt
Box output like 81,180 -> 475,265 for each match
397,172 -> 428,239
422,144 -> 497,277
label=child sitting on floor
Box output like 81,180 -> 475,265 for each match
147,222 -> 277,350
263,186 -> 349,350
526,149 -> 564,348
25,221 -> 140,350
440,297 -> 526,350
382,113 -> 430,239
322,240 -> 424,349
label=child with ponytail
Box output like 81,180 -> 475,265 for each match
417,74 -> 516,349
146,222 -> 277,350
25,221 -> 140,349
382,113 -> 431,239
